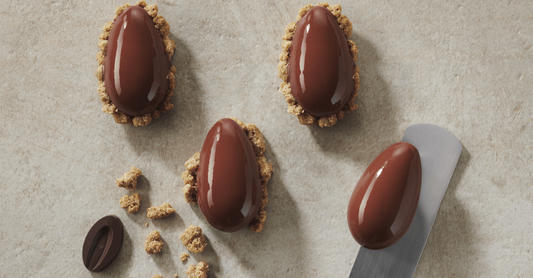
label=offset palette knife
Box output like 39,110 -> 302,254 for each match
349,124 -> 462,278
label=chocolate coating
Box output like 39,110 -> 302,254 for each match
104,6 -> 170,116
196,119 -> 262,232
82,215 -> 124,272
288,6 -> 354,117
347,142 -> 421,250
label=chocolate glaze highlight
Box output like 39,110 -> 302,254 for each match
288,6 -> 355,117
82,215 -> 124,272
347,142 -> 421,250
196,119 -> 262,232
104,6 -> 170,116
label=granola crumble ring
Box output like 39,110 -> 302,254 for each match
277,2 -> 360,127
186,261 -> 209,278
180,225 -> 207,253
181,118 -> 273,233
119,193 -> 141,213
144,230 -> 164,254
95,1 -> 176,127
147,203 -> 175,219
180,253 -> 189,262
116,166 -> 142,190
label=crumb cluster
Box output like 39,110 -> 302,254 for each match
180,253 -> 189,262
116,166 -> 142,190
277,2 -> 360,127
186,261 -> 209,278
145,230 -> 164,254
147,203 -> 175,219
95,0 -> 177,127
181,118 -> 273,233
119,193 -> 141,213
180,225 -> 207,253
181,152 -> 200,204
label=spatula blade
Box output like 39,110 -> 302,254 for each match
349,124 -> 462,278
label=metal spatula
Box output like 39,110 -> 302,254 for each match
349,124 -> 462,278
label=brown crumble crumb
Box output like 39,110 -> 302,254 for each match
180,253 -> 190,262
278,2 -> 359,127
145,223 -> 149,227
153,275 -> 163,278
181,152 -> 200,204
116,166 -> 142,190
174,275 -> 178,277
182,183 -> 198,204
180,118 -> 273,233
96,2 -> 176,127
249,209 -> 267,233
136,0 -> 147,8
180,225 -> 207,253
145,4 -> 158,17
119,193 -> 141,213
186,261 -> 209,278
144,230 -> 163,254
147,203 -> 175,219
184,152 -> 200,171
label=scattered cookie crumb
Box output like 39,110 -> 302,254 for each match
186,261 -> 209,278
180,225 -> 207,253
174,274 -> 178,277
153,275 -> 162,278
180,253 -> 190,262
116,166 -> 142,190
119,193 -> 141,213
144,230 -> 164,254
180,118 -> 273,233
147,203 -> 175,219
145,223 -> 149,227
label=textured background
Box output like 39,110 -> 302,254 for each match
1,0 -> 532,277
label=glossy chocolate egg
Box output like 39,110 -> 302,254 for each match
289,6 -> 355,117
196,118 -> 262,232
347,142 -> 421,250
104,6 -> 170,116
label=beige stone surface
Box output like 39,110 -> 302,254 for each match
0,0 -> 532,277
